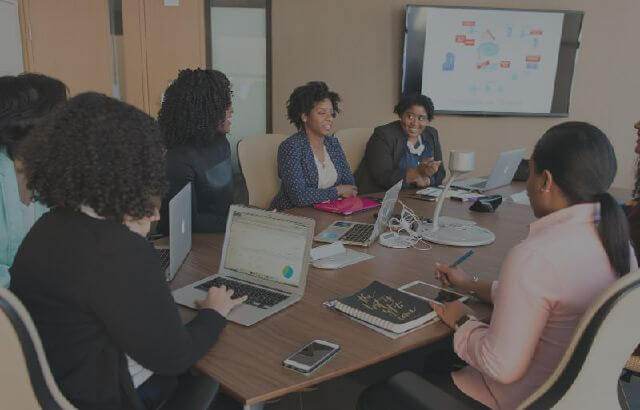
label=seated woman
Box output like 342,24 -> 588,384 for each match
10,93 -> 245,409
358,122 -> 636,410
270,81 -> 357,210
158,68 -> 235,233
0,73 -> 67,288
355,93 -> 445,194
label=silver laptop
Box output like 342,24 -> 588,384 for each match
172,205 -> 315,326
314,180 -> 402,246
452,148 -> 526,192
155,183 -> 192,282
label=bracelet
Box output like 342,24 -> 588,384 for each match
468,273 -> 480,295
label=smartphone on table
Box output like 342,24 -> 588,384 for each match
282,340 -> 340,374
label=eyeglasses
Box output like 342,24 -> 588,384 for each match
403,112 -> 428,122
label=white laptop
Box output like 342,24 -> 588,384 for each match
452,148 -> 526,192
172,205 -> 315,326
314,180 -> 402,246
155,183 -> 192,282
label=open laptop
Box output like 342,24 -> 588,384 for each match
155,183 -> 192,282
172,205 -> 315,326
314,180 -> 402,246
452,148 -> 526,192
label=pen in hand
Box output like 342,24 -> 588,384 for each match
435,250 -> 474,287
451,250 -> 474,268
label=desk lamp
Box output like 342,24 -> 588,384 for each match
420,151 -> 496,247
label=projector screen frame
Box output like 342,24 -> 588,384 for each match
401,5 -> 584,118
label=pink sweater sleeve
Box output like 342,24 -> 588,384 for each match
454,246 -> 553,384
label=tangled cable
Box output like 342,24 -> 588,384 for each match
383,201 -> 432,251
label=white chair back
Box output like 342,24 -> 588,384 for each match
237,133 -> 288,209
519,270 -> 640,409
0,287 -> 75,409
334,127 -> 373,171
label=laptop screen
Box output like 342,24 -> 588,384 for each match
223,210 -> 309,288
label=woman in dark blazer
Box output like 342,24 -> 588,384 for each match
270,81 -> 357,210
355,94 -> 445,194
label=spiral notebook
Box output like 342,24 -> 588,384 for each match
333,281 -> 436,334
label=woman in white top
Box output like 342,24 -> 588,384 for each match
270,81 -> 357,210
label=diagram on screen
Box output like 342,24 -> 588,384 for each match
422,8 -> 563,113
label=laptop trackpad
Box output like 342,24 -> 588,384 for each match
316,221 -> 353,241
227,303 -> 266,325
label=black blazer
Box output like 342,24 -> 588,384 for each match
355,120 -> 445,194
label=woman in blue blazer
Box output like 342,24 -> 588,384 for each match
270,81 -> 357,210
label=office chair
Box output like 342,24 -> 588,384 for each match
0,287 -> 75,409
237,133 -> 287,209
334,127 -> 373,171
382,270 -> 640,410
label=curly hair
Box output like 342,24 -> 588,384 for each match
286,81 -> 341,130
0,73 -> 67,158
158,68 -> 232,149
394,93 -> 435,121
19,92 -> 166,222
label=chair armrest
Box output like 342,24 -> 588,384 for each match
387,371 -> 476,410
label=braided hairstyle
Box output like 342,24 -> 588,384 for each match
19,92 -> 166,223
286,81 -> 341,130
158,68 -> 232,149
532,121 -> 631,276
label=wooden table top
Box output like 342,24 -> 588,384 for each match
169,183 -> 543,405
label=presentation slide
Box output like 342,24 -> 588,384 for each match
421,8 -> 564,114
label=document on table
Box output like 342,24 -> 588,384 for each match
310,242 -> 374,269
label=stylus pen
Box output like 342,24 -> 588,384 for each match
450,250 -> 474,268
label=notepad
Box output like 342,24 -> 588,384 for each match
313,196 -> 381,215
333,281 -> 435,334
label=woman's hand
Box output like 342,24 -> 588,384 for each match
434,263 -> 474,289
406,168 -> 430,187
418,157 -> 441,177
196,285 -> 247,317
430,300 -> 475,329
337,184 -> 358,198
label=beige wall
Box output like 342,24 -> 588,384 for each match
121,0 -> 205,116
20,0 -> 113,96
271,0 -> 640,189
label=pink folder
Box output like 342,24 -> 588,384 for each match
313,196 -> 381,215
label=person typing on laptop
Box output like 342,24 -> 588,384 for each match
10,93 -> 245,410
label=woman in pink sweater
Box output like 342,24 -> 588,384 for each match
358,122 -> 636,410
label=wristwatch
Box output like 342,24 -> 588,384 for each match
454,314 -> 477,331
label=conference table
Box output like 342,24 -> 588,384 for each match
168,183 -> 549,409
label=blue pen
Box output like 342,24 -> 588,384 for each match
450,250 -> 474,268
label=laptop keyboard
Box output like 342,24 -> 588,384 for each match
195,277 -> 289,309
341,223 -> 374,243
157,248 -> 170,272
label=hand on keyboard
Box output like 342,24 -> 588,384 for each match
196,285 -> 247,317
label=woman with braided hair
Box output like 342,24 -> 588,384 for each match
158,68 -> 235,233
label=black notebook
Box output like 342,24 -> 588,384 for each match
333,281 -> 436,334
